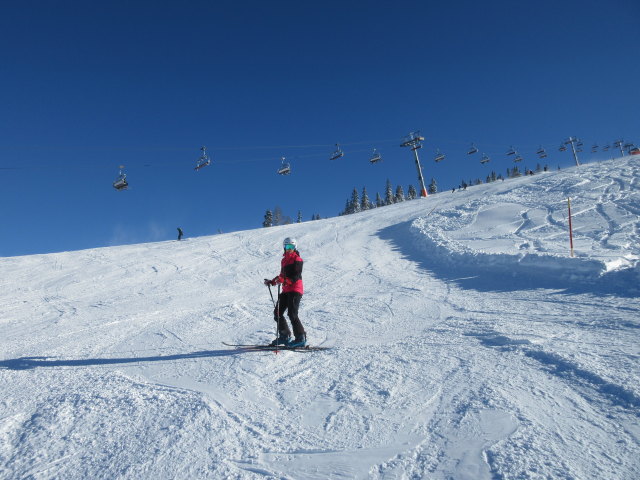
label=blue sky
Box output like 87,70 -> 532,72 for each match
1,0 -> 638,256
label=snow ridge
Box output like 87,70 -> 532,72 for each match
410,157 -> 639,294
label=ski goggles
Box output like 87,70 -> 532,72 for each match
284,244 -> 296,251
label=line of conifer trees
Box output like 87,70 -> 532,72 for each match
262,163 -> 552,226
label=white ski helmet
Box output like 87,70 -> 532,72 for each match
283,237 -> 297,249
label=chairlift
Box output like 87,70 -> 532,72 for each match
591,144 -> 599,153
576,140 -> 584,147
507,146 -> 516,155
434,149 -> 446,162
623,142 -> 634,149
536,146 -> 548,158
559,144 -> 567,152
329,143 -> 344,160
194,146 -> 211,171
370,148 -> 382,163
277,156 -> 291,175
603,144 -> 610,151
480,153 -> 490,164
468,143 -> 478,155
113,165 -> 128,191
514,153 -> 523,162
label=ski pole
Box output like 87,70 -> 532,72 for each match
266,282 -> 281,353
275,284 -> 281,353
266,282 -> 277,308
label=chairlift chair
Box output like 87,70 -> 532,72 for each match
113,166 -> 128,191
507,146 -> 516,155
277,157 -> 291,175
591,144 -> 599,153
603,144 -> 610,151
559,144 -> 567,152
370,148 -> 382,163
514,154 -> 523,162
434,149 -> 446,163
194,146 -> 211,170
480,153 -> 490,164
329,144 -> 344,160
468,143 -> 478,155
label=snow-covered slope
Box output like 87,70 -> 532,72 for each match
1,157 -> 639,479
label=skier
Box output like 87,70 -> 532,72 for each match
263,237 -> 306,347
177,227 -> 183,241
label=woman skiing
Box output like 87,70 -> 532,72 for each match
264,237 -> 306,347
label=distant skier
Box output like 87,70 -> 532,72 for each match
177,227 -> 183,241
264,237 -> 306,347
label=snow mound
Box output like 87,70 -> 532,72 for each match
410,158 -> 640,292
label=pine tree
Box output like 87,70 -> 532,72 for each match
407,185 -> 417,200
385,179 -> 394,205
341,198 -> 351,215
395,185 -> 405,202
428,178 -> 437,195
263,210 -> 273,227
297,211 -> 302,223
361,187 -> 371,211
351,188 -> 361,213
376,192 -> 384,207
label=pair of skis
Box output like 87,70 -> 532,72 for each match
222,342 -> 330,352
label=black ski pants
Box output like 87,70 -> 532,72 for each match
274,291 -> 305,338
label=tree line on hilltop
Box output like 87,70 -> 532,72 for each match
262,163 -> 552,225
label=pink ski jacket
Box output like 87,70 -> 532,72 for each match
274,250 -> 304,295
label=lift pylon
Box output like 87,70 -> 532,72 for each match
400,131 -> 428,197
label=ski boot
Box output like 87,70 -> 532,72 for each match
287,334 -> 307,348
269,333 -> 291,347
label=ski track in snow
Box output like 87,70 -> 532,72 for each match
1,157 -> 639,479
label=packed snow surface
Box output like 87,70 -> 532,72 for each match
1,157 -> 639,479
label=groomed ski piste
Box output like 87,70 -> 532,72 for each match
1,156 -> 639,479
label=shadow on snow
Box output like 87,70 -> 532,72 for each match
0,348 -> 262,371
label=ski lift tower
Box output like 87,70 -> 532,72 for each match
400,131 -> 428,197
564,137 -> 581,166
613,140 -> 624,157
